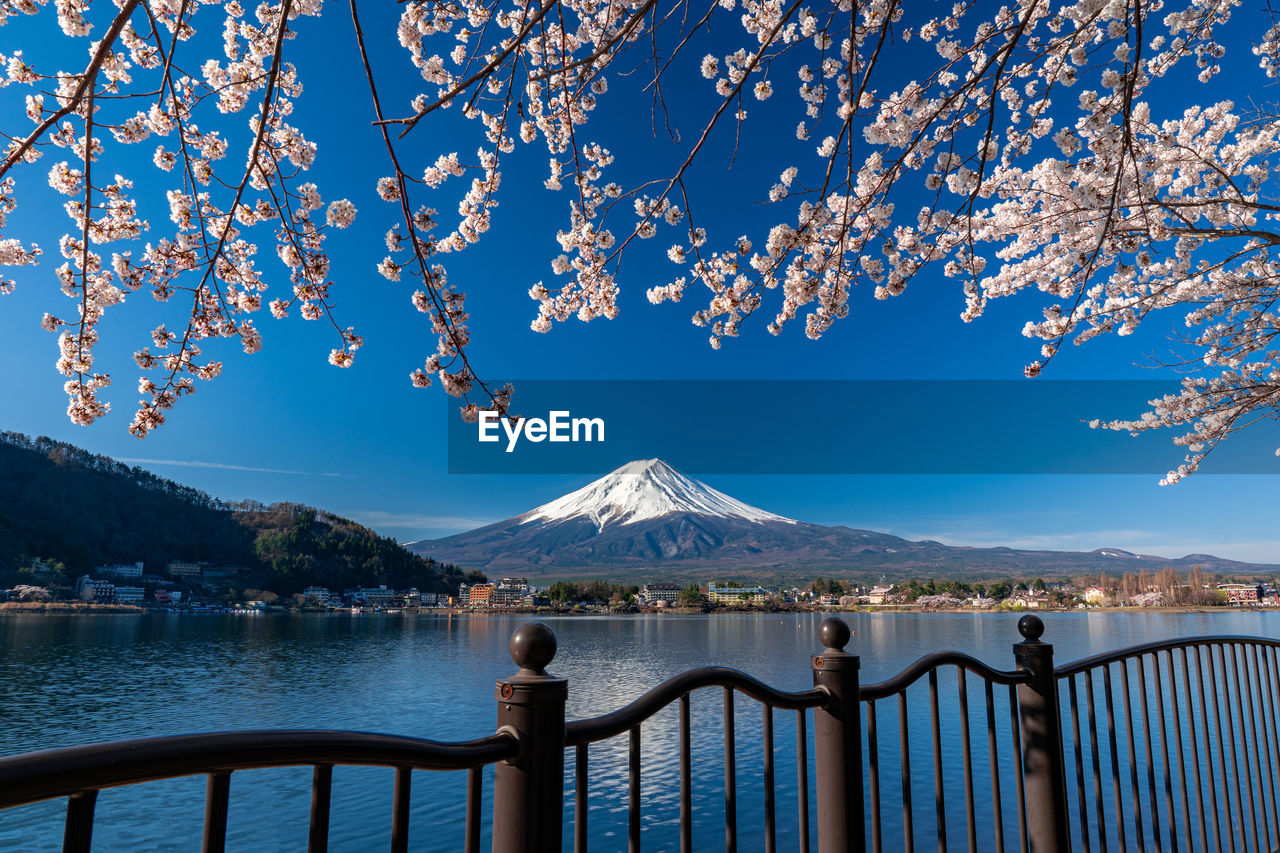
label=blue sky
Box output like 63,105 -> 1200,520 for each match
0,3 -> 1276,566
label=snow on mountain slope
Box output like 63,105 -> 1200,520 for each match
520,458 -> 796,529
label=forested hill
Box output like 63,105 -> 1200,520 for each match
0,431 -> 465,595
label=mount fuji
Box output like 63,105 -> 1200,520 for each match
408,459 -> 851,574
406,459 -> 1275,580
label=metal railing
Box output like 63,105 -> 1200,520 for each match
0,728 -> 518,853
0,614 -> 1276,852
1054,635 -> 1280,853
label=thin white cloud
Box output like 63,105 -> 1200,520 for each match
340,510 -> 498,531
117,457 -> 351,478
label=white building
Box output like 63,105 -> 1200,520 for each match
640,583 -> 682,606
114,586 -> 145,604
98,562 -> 144,578
167,561 -> 204,579
492,586 -> 526,606
1082,586 -> 1107,605
361,586 -> 397,607
708,583 -> 767,606
303,586 -> 332,606
1218,583 -> 1260,605
77,576 -> 116,602
866,585 -> 895,605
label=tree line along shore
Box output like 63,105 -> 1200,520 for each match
5,567 -> 1273,615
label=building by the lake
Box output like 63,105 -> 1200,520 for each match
707,582 -> 767,606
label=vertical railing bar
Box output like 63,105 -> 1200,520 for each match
763,703 -> 776,853
1151,653 -> 1179,853
1235,644 -> 1264,853
985,680 -> 1006,853
61,790 -> 98,853
1209,644 -> 1243,853
1245,645 -> 1269,853
868,699 -> 883,853
1229,644 -> 1263,853
1119,659 -> 1146,853
1265,646 -> 1280,811
1007,683 -> 1027,853
1251,644 -> 1280,846
576,744 -> 589,853
629,725 -> 641,853
929,669 -> 947,853
797,709 -> 810,853
1194,645 -> 1225,853
1180,647 -> 1209,853
680,695 -> 692,853
1266,645 -> 1280,844
1085,669 -> 1109,853
957,669 -> 976,853
1135,656 -> 1162,853
1069,675 -> 1092,853
1163,652 -> 1192,853
202,770 -> 231,853
1252,645 -> 1278,853
901,690 -> 916,853
465,766 -> 482,853
390,766 -> 411,853
308,764 -> 333,853
724,686 -> 737,853
1103,663 -> 1129,853
1090,666 -> 1111,850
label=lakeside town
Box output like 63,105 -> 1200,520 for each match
3,558 -> 1277,613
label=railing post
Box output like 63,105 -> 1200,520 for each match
1013,614 -> 1070,853
493,622 -> 567,853
811,617 -> 866,853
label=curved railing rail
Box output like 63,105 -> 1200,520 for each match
0,727 -> 518,853
565,666 -> 828,747
1,612 -> 1277,853
0,729 -> 518,808
861,650 -> 1028,701
1054,633 -> 1280,677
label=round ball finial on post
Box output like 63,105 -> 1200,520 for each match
1017,614 -> 1045,643
509,621 -> 558,676
819,617 -> 852,653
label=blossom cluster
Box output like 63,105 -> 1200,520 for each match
388,0 -> 1279,477
0,0 -> 366,433
2,0 -> 1278,474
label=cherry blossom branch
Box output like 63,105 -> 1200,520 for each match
0,0 -> 143,178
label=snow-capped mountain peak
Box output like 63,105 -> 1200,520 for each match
520,458 -> 795,530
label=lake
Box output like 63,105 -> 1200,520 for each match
0,610 -> 1275,851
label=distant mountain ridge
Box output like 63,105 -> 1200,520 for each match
408,459 -> 1278,581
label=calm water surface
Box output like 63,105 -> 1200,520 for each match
0,610 -> 1274,851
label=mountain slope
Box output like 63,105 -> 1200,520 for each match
0,431 -> 465,595
408,459 -> 1278,581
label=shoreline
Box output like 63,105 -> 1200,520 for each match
0,602 -> 146,613
0,604 -> 1271,617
